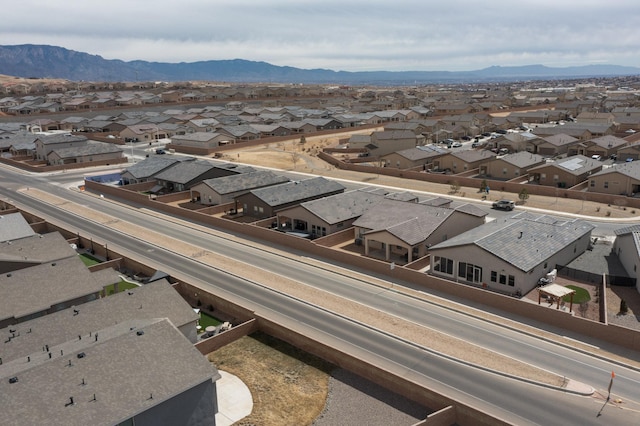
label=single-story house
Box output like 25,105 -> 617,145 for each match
532,134 -> 580,157
275,189 -> 387,238
432,149 -> 498,173
190,170 -> 290,206
235,177 -> 345,220
479,152 -> 546,180
47,141 -> 124,166
381,144 -> 448,169
428,213 -> 595,296
588,161 -> 640,196
528,155 -> 602,188
352,199 -> 487,263
568,135 -> 628,158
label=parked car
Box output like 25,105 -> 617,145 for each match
626,158 -> 634,162
451,142 -> 463,148
492,199 -> 515,211
461,136 -> 471,141
591,154 -> 602,161
155,149 -> 166,154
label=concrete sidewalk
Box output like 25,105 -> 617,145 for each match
215,370 -> 253,426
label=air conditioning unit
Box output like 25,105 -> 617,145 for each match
355,238 -> 362,246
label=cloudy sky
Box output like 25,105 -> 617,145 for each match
4,1 -> 639,72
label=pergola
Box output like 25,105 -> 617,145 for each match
537,283 -> 576,313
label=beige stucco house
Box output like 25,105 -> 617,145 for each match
479,152 -> 546,180
588,162 -> 640,196
428,213 -> 594,296
352,199 -> 487,263
528,155 -> 602,188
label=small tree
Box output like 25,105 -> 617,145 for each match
480,179 -> 487,193
518,188 -> 530,204
620,299 -> 629,315
300,135 -> 306,144
450,181 -> 461,194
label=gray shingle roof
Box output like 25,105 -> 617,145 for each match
249,177 -> 345,207
0,319 -> 217,426
353,199 -> 455,245
297,189 -> 386,224
122,156 -> 188,179
50,141 -> 123,159
199,170 -> 290,195
430,216 -> 594,272
0,279 -> 197,363
0,212 -> 36,242
591,161 -> 640,180
154,159 -> 217,184
0,256 -> 119,323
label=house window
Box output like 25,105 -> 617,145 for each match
590,180 -> 595,187
253,206 -> 258,212
541,173 -> 546,179
458,262 -> 482,283
337,222 -> 344,228
433,256 -> 454,275
490,271 -> 497,282
508,275 -> 515,287
258,206 -> 264,213
515,169 -> 520,176
553,174 -> 559,181
604,182 -> 609,189
503,168 -> 507,175
499,273 -> 507,285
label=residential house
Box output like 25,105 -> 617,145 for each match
533,134 -> 580,156
0,212 -> 36,242
1,318 -> 219,426
275,189 -> 387,238
381,144 -> 448,169
432,149 -> 498,173
46,141 -> 125,166
365,130 -> 423,157
171,132 -> 231,150
154,160 -> 252,193
0,231 -> 78,274
235,177 -> 345,220
495,132 -> 543,153
617,141 -> 640,161
613,224 -> 640,292
528,155 -> 602,188
352,199 -> 487,263
588,162 -> 640,196
568,135 -> 628,158
576,111 -> 616,125
34,133 -> 89,161
428,213 -> 594,296
120,156 -> 190,185
480,152 -> 546,180
0,255 -> 120,327
190,170 -> 290,206
531,126 -> 592,141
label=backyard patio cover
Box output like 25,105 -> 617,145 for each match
538,283 -> 576,312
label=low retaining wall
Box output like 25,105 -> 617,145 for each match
194,319 -> 259,355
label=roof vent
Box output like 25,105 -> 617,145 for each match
9,377 -> 18,384
77,352 -> 86,359
136,330 -> 145,336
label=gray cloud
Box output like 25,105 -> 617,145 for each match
2,0 -> 639,71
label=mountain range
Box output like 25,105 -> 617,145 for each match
1,44 -> 639,85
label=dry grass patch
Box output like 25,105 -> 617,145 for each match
208,331 -> 333,426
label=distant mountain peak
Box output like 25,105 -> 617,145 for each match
0,44 -> 638,85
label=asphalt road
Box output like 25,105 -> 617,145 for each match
3,166 -> 640,424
